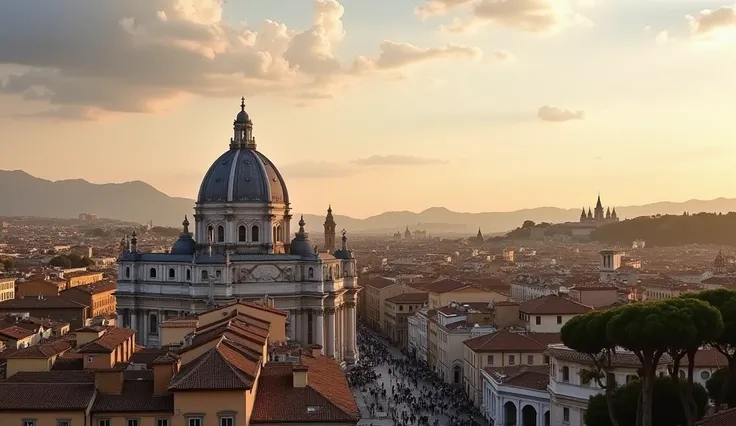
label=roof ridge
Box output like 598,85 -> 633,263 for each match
216,342 -> 255,385
170,346 -> 219,386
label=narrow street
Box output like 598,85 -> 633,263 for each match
349,322 -> 487,426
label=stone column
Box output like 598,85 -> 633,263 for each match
314,308 -> 325,353
302,309 -> 310,345
130,309 -> 138,339
516,400 -> 522,426
346,301 -> 357,360
142,309 -> 149,347
326,307 -> 336,358
117,312 -> 124,327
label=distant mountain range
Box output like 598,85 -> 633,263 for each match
3,169 -> 736,235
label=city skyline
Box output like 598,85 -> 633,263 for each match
1,0 -> 735,218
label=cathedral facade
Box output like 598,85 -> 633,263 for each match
115,99 -> 359,364
579,194 -> 619,224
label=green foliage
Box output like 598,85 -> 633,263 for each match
705,368 -> 736,407
585,377 -> 708,426
591,212 -> 736,246
49,254 -> 94,268
506,221 -> 553,238
684,289 -> 736,353
1,258 -> 14,271
85,228 -> 109,237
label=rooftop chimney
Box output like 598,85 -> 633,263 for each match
292,364 -> 308,388
95,369 -> 124,395
152,353 -> 181,396
310,344 -> 322,358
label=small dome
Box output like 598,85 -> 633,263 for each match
197,148 -> 289,204
235,97 -> 250,122
290,215 -> 316,256
333,230 -> 353,259
171,234 -> 196,255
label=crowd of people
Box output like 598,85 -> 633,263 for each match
348,322 -> 485,426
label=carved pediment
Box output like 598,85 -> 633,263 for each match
236,264 -> 294,283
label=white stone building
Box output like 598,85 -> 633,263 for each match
547,344 -> 671,426
408,306 -> 430,364
481,365 -> 550,426
115,99 -> 360,365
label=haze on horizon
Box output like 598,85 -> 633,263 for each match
0,0 -> 735,218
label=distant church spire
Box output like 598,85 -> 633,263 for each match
324,205 -> 337,252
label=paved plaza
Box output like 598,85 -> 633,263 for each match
351,327 -> 487,426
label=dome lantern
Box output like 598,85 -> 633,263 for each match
231,97 -> 256,150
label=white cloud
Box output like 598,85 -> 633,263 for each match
417,0 -> 591,34
537,105 -> 585,122
655,30 -> 670,44
687,5 -> 736,36
493,50 -> 516,61
0,0 -> 481,119
353,155 -> 447,166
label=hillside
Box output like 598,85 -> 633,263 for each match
591,212 -> 736,246
5,170 -> 736,234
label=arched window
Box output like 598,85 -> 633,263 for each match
308,267 -> 314,278
217,225 -> 225,242
125,267 -> 130,279
202,270 -> 209,280
238,225 -> 246,242
273,226 -> 278,242
186,269 -> 191,281
149,268 -> 157,279
277,225 -> 283,242
207,225 -> 214,241
562,366 -> 570,382
168,268 -> 175,279
251,225 -> 260,242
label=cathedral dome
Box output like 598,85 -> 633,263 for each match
290,216 -> 316,256
170,216 -> 196,255
197,149 -> 288,204
196,99 -> 289,205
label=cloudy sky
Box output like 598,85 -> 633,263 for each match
1,0 -> 735,218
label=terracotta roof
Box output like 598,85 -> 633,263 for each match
424,279 -> 470,294
464,331 -> 561,352
0,297 -> 88,309
546,344 -> 672,367
251,351 -> 360,423
50,352 -> 85,370
4,370 -> 94,383
0,383 -> 95,411
4,339 -> 72,359
361,277 -> 397,289
200,300 -> 288,318
0,325 -> 36,340
61,280 -> 116,295
682,349 -> 729,368
92,379 -> 174,413
519,295 -> 592,315
484,365 -> 550,391
77,327 -> 135,353
169,339 -> 259,391
130,348 -> 171,368
697,408 -> 736,426
385,292 -> 428,304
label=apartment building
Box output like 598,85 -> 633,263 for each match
547,344 -> 671,426
519,295 -> 592,333
384,292 -> 428,351
0,297 -> 88,328
362,277 -> 424,330
426,279 -> 510,309
481,365 -> 550,426
0,300 -> 359,426
60,280 -> 117,320
463,331 -> 561,406
0,277 -> 15,302
408,307 -> 433,364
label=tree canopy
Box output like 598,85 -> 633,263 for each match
585,376 -> 708,426
591,212 -> 736,246
49,254 -> 94,269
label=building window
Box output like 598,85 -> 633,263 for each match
157,420 -> 169,426
218,415 -> 235,426
527,355 -> 533,365
186,269 -> 191,281
217,225 -> 225,242
202,270 -> 209,280
535,316 -> 541,325
22,421 -> 36,426
149,268 -> 157,279
238,225 -> 246,242
99,421 -> 111,426
125,267 -> 130,279
127,420 -> 140,426
679,369 -> 686,379
251,225 -> 260,242
563,407 -> 570,423
701,371 -> 711,380
216,270 -> 222,278
150,313 -> 158,335
562,366 -> 570,382
57,421 -> 71,426
508,355 -> 515,365
187,417 -> 203,426
207,225 -> 214,241
487,355 -> 493,365
308,267 -> 314,278
544,355 -> 550,364
168,268 -> 175,279
557,315 -> 563,324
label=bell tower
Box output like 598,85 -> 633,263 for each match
324,205 -> 337,252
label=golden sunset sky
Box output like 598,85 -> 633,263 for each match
0,0 -> 735,217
